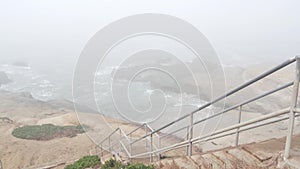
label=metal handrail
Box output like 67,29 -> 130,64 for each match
99,127 -> 132,158
131,107 -> 297,158
126,123 -> 160,139
192,108 -> 290,143
159,81 -> 293,140
120,129 -> 131,143
99,123 -> 161,160
131,57 -> 297,144
127,123 -> 147,136
188,113 -> 300,146
99,128 -> 119,145
120,141 -> 131,158
99,56 -> 300,162
160,126 -> 188,140
144,123 -> 160,138
157,109 -> 300,155
193,81 -> 293,126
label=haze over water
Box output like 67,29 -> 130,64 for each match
1,0 -> 300,124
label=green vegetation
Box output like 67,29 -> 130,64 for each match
65,155 -> 100,169
101,159 -> 154,169
65,157 -> 154,169
12,124 -> 86,140
126,163 -> 154,169
101,158 -> 123,169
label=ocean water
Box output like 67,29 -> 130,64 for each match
0,63 -> 214,129
93,66 -> 208,124
0,64 -> 58,100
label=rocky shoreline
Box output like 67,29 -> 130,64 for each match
0,71 -> 11,87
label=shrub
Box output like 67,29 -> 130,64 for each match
101,158 -> 123,169
12,124 -> 86,140
65,155 -> 100,169
101,159 -> 154,169
126,163 -> 154,169
65,157 -> 154,169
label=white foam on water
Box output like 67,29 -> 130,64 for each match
0,64 -> 57,101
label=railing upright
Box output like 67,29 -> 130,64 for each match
284,56 -> 300,159
158,136 -> 161,160
150,134 -> 153,162
145,125 -> 148,147
186,126 -> 189,155
235,105 -> 242,146
187,113 -> 194,156
119,129 -> 122,154
129,134 -> 132,161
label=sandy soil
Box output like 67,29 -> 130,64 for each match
0,91 -> 144,169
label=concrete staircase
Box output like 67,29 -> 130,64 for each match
154,135 -> 300,169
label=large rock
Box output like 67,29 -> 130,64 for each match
0,71 -> 12,86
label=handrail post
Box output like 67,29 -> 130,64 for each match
145,124 -> 148,147
187,113 -> 193,156
235,105 -> 242,146
150,134 -> 153,162
119,129 -> 122,154
129,143 -> 132,162
186,127 -> 189,155
284,56 -> 300,159
158,135 -> 161,160
129,133 -> 132,161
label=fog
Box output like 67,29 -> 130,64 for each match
1,0 -> 300,65
0,0 -> 300,112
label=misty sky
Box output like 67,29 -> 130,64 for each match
0,0 -> 300,68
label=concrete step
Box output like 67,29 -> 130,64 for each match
102,134 -> 300,168
157,159 -> 180,169
212,151 -> 237,168
227,147 -> 262,167
190,154 -> 211,169
172,156 -> 197,169
241,146 -> 273,163
202,153 -> 225,169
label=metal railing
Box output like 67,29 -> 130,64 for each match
100,56 -> 300,162
99,128 -> 130,159
99,123 -> 161,162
